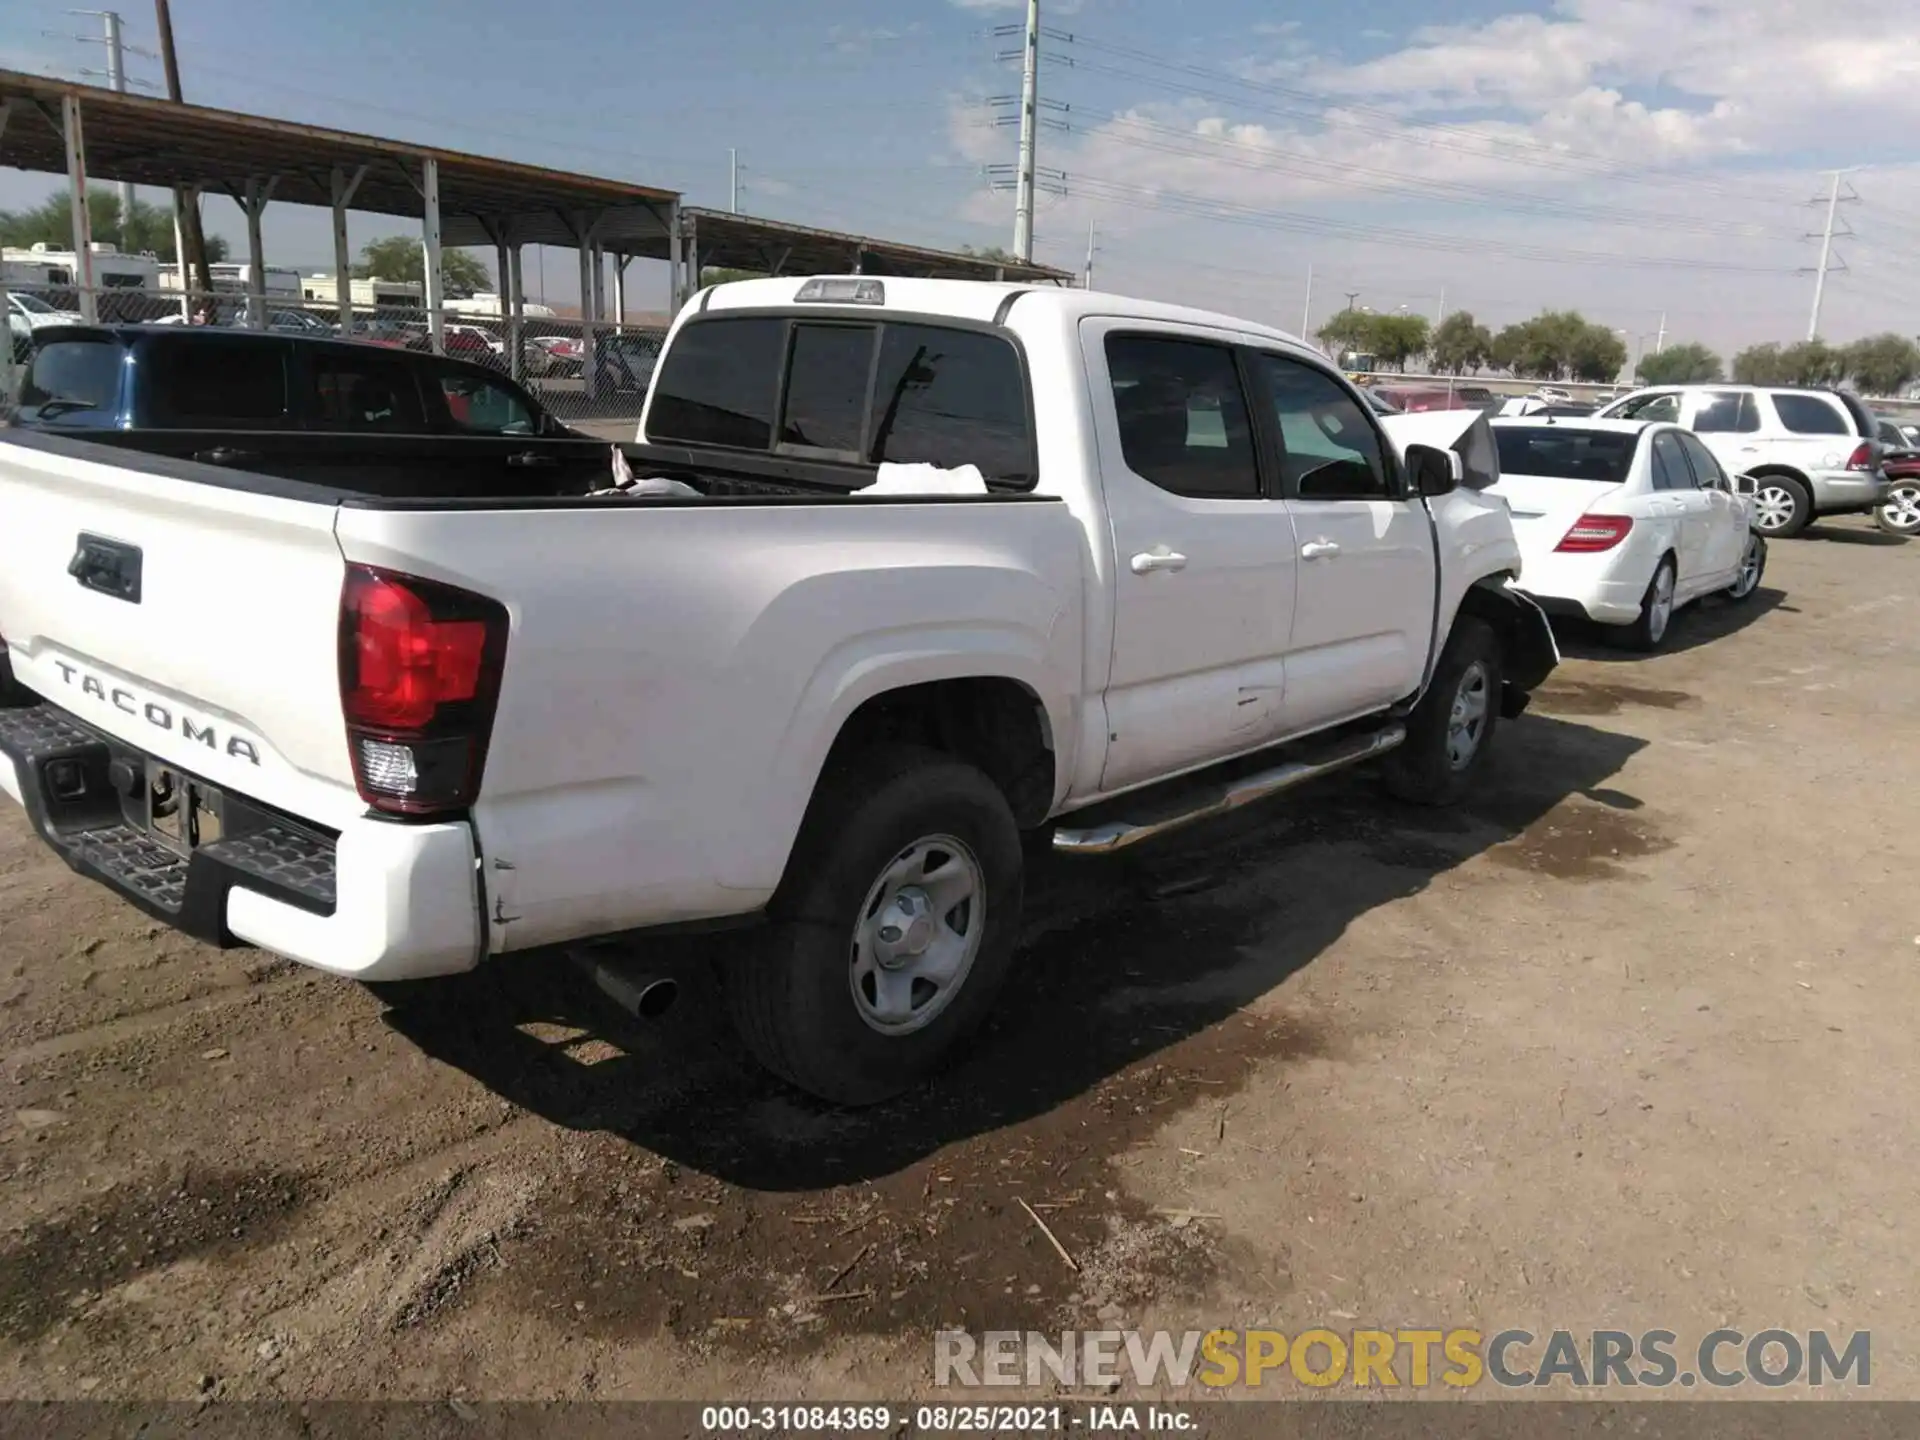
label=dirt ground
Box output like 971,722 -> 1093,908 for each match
2,518 -> 1916,1403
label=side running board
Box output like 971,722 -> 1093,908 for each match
1051,724 -> 1406,856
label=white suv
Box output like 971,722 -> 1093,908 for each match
1594,384 -> 1889,537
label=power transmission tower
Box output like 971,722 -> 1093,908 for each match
985,6 -> 1071,262
50,9 -> 159,241
1803,168 -> 1860,342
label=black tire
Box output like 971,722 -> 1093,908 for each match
1613,554 -> 1678,653
1874,480 -> 1920,538
1723,531 -> 1767,603
1751,473 -> 1813,538
723,745 -> 1025,1106
1382,617 -> 1501,807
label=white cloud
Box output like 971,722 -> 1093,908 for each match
943,0 -> 1920,352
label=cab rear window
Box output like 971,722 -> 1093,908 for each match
647,313 -> 1036,489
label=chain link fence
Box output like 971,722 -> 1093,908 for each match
4,280 -> 664,430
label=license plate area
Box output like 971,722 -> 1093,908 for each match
144,760 -> 224,856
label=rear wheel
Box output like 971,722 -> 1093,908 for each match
724,745 -> 1025,1106
1874,480 -> 1920,537
1751,475 -> 1812,538
1383,617 -> 1501,807
1724,532 -> 1766,602
1617,555 -> 1678,651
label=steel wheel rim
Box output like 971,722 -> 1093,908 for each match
849,834 -> 986,1036
1753,485 -> 1796,532
1731,536 -> 1762,596
1884,483 -> 1920,532
1446,661 -> 1490,771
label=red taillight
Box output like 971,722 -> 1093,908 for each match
1846,443 -> 1873,471
1555,514 -> 1634,553
339,566 -> 508,817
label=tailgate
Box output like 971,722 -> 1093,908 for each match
0,434 -> 359,825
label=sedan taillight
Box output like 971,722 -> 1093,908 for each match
1556,514 -> 1635,553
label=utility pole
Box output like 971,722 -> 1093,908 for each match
1804,168 -> 1860,342
1655,311 -> 1667,355
1011,0 -> 1040,262
729,148 -> 739,214
1344,290 -> 1360,312
1435,286 -> 1446,327
152,0 -> 214,309
1083,219 -> 1097,290
1299,263 -> 1312,338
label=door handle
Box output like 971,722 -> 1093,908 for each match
1300,539 -> 1341,560
193,446 -> 255,465
507,450 -> 559,468
1129,550 -> 1188,574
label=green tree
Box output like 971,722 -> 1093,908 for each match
1567,323 -> 1628,384
355,234 -> 491,293
1734,339 -> 1845,387
0,187 -> 229,262
1637,342 -> 1723,385
1316,309 -> 1377,357
1491,311 -> 1627,381
1840,333 -> 1920,397
1370,313 -> 1432,371
700,266 -> 769,285
960,245 -> 1020,264
1430,311 -> 1493,374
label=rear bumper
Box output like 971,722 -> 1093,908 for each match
0,695 -> 482,981
1808,471 -> 1891,513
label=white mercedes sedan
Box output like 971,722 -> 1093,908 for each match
1489,418 -> 1768,651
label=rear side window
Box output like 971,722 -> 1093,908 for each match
1616,391 -> 1680,423
870,323 -> 1032,488
1105,334 -> 1259,499
308,353 -> 426,432
19,338 -> 123,419
436,369 -> 535,434
1493,427 -> 1636,483
1694,391 -> 1759,434
146,337 -> 290,426
647,316 -> 784,449
1651,430 -> 1694,489
1771,393 -> 1848,435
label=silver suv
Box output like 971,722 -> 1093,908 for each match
1595,384 -> 1889,537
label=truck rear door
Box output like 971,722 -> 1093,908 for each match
0,431 -> 362,828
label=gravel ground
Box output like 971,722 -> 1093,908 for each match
1,518 -> 1915,1402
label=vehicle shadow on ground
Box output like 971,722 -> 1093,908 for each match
1550,585 -> 1786,662
381,713 -> 1647,1193
1804,524 -> 1906,547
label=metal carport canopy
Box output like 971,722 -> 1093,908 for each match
0,68 -> 678,249
667,207 -> 1074,284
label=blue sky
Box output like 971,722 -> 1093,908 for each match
5,0 -> 1919,350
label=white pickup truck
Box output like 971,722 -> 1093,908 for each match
0,277 -> 1556,1103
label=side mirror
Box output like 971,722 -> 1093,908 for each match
1407,442 -> 1464,497
1732,473 -> 1759,498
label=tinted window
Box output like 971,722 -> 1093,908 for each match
1651,430 -> 1693,489
780,323 -> 875,455
309,353 -> 426,432
870,323 -> 1033,489
1617,391 -> 1680,423
1676,432 -> 1727,489
1694,391 -> 1759,434
19,338 -> 123,419
647,316 -> 784,449
1255,353 -> 1389,499
1771,393 -> 1848,435
1105,335 -> 1259,499
146,338 -> 290,425
1493,427 -> 1636,484
437,369 -> 534,434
